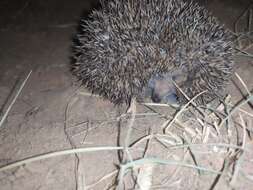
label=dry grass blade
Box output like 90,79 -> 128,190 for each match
86,170 -> 118,189
78,161 -> 87,190
116,98 -> 137,189
122,158 -> 222,175
78,91 -> 100,97
219,73 -> 253,128
236,47 -> 253,58
234,72 -> 252,96
168,143 -> 246,152
234,5 -> 253,49
124,98 -> 137,148
164,91 -> 207,133
0,70 -> 32,128
129,134 -> 153,148
230,114 -> 247,187
236,107 -> 253,118
0,146 -> 123,172
141,102 -> 171,107
137,164 -> 153,190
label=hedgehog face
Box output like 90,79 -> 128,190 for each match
147,73 -> 177,104
143,71 -> 188,105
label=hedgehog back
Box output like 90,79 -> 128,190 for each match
72,0 -> 234,105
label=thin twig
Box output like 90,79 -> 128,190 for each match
86,170 -> 118,189
116,98 -> 138,189
164,91 -> 207,133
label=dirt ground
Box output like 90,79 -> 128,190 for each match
0,0 -> 253,190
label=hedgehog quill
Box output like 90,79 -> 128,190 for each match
72,0 -> 234,106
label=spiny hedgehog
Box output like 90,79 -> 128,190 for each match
72,0 -> 234,105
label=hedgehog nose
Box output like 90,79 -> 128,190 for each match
151,93 -> 161,103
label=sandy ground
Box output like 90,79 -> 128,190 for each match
0,0 -> 253,190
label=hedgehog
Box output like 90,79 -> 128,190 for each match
72,0 -> 234,106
